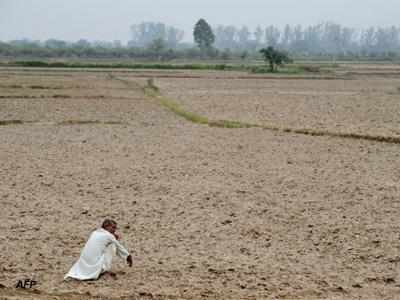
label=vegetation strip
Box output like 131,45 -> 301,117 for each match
0,120 -> 126,126
0,120 -> 25,126
0,61 -> 351,79
114,76 -> 400,145
5,61 -> 241,71
0,70 -> 349,80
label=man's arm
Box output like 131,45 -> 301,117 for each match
109,235 -> 132,267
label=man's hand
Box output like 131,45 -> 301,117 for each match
114,233 -> 120,240
127,255 -> 133,267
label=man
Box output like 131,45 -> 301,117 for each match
65,219 -> 132,280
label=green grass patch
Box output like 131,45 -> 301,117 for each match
8,60 -> 242,71
28,85 -> 63,90
209,120 -> 259,128
276,127 -> 400,144
143,78 -> 208,125
157,97 -> 209,125
249,64 -> 329,75
0,120 -> 24,126
144,79 -> 273,129
249,65 -> 303,74
53,94 -> 71,99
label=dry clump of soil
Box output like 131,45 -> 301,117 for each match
1,68 -> 400,300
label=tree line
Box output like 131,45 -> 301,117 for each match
213,23 -> 400,57
129,21 -> 400,57
0,20 -> 399,60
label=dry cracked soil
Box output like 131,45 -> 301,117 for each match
1,66 -> 400,299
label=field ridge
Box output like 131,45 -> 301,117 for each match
113,75 -> 400,145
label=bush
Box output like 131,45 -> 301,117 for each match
259,47 -> 292,72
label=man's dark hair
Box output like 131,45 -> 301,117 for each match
102,219 -> 117,228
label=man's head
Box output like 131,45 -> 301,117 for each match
102,219 -> 117,234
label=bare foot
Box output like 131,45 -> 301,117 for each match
100,271 -> 118,280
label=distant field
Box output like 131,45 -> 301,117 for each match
155,64 -> 400,138
1,65 -> 400,300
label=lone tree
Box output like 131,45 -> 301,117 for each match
193,19 -> 215,52
259,46 -> 292,72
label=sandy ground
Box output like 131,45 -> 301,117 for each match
1,67 -> 400,299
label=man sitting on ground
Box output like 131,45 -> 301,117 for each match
65,219 -> 132,280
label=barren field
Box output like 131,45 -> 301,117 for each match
1,66 -> 400,300
157,68 -> 400,137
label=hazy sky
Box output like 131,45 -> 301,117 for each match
0,0 -> 399,43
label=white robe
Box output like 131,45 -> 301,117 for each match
65,228 -> 130,280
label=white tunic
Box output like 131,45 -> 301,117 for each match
65,228 -> 130,280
